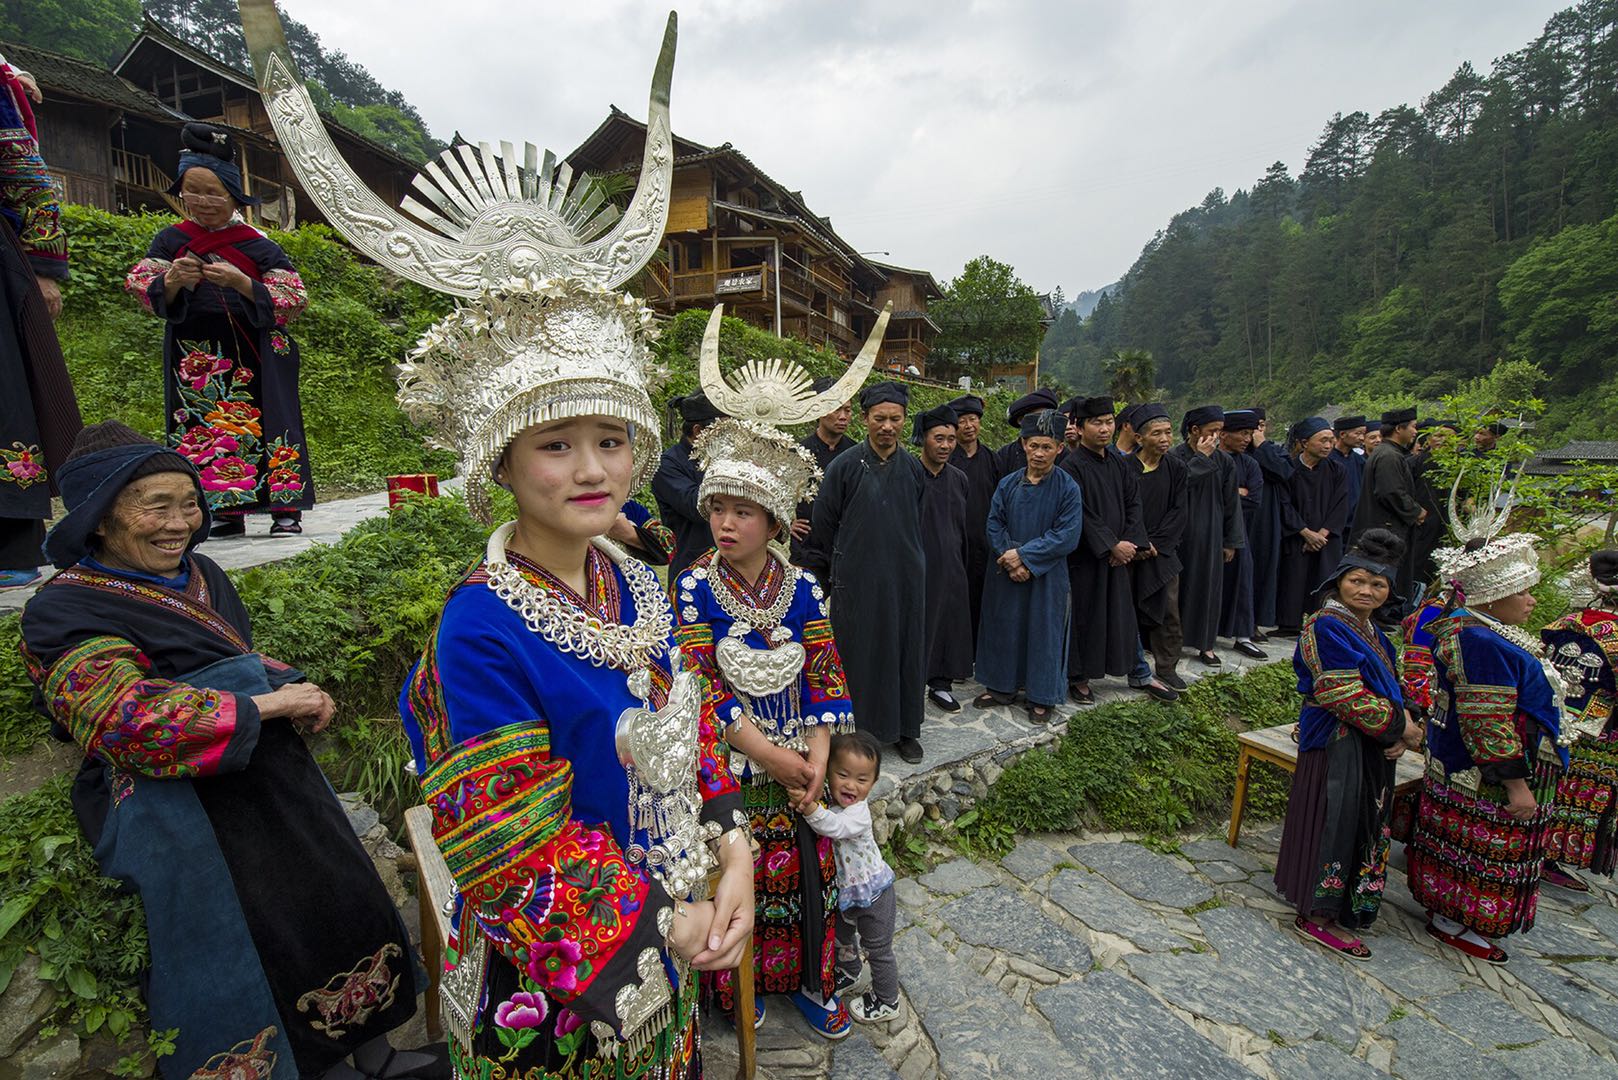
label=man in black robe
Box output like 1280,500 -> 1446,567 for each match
1217,411 -> 1266,659
1353,406 -> 1424,610
790,375 -> 856,570
1328,415 -> 1367,546
1247,408 -> 1293,635
1060,396 -> 1175,704
947,393 -> 997,641
1059,396 -> 1084,454
1128,405 -> 1189,689
1410,420 -> 1455,590
652,391 -> 725,580
914,404 -> 973,712
995,387 -> 1061,479
1114,404 -> 1142,456
1170,405 -> 1245,667
814,381 -> 928,763
1275,417 -> 1349,634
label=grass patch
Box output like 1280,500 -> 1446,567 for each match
1183,897 -> 1225,916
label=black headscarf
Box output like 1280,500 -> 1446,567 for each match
1019,409 -> 1064,440
912,404 -> 958,444
859,381 -> 910,411
167,122 -> 260,207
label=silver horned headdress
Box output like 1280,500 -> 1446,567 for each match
693,303 -> 891,526
239,0 -> 677,520
1434,465 -> 1541,605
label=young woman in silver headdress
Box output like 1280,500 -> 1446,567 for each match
236,5 -> 753,1074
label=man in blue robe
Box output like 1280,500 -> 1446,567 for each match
973,409 -> 1083,723
1247,407 -> 1293,634
1329,415 -> 1367,544
994,387 -> 1063,479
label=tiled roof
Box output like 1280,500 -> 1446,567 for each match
2,40 -> 180,122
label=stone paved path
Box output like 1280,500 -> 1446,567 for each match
741,827 -> 1618,1079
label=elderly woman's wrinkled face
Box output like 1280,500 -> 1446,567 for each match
179,167 -> 236,230
95,473 -> 203,576
497,416 -> 633,542
1337,568 -> 1391,617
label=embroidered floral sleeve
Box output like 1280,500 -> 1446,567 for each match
1401,643 -> 1435,713
671,618 -> 744,728
25,635 -> 260,778
694,692 -> 742,826
1437,625 -> 1529,777
124,257 -> 170,314
0,122 -> 66,277
1299,616 -> 1398,739
803,616 -> 853,731
260,268 -> 307,327
403,622 -> 675,1042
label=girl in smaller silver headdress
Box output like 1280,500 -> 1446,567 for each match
1537,550 -> 1618,891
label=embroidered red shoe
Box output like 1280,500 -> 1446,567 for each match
1425,920 -> 1508,965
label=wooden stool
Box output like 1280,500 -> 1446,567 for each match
404,804 -> 756,1079
1227,723 -> 1426,847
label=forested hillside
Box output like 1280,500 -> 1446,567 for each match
1045,0 -> 1618,440
0,0 -> 442,163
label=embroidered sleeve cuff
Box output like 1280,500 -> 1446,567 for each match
1311,669 -> 1398,739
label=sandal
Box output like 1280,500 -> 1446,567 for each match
1425,920 -> 1508,965
1542,862 -> 1591,893
788,991 -> 850,1040
1293,916 -> 1372,961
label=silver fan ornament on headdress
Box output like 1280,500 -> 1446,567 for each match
692,301 -> 892,524
237,1 -> 679,521
1433,464 -> 1542,606
239,0 -> 676,294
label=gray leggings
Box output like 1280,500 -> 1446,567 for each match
835,884 -> 898,1006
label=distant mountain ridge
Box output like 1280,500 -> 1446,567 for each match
1066,283 -> 1119,320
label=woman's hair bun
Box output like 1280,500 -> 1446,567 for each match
1353,527 -> 1406,564
1592,549 -> 1618,588
1464,536 -> 1489,553
180,122 -> 235,162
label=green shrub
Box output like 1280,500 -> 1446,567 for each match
0,617 -> 44,758
962,662 -> 1300,853
0,774 -> 147,1039
56,205 -> 454,493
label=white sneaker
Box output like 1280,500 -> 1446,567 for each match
849,992 -> 899,1023
836,963 -> 871,998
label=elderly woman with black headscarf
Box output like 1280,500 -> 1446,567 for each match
124,121 -> 314,538
19,421 -> 433,1080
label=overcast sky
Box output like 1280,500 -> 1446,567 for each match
283,0 -> 1566,298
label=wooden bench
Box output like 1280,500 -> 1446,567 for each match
403,804 -> 756,1079
1227,723 -> 1427,847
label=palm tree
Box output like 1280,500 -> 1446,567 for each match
1103,348 -> 1157,403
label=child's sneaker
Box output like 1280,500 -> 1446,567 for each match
788,991 -> 851,1040
835,963 -> 871,999
849,992 -> 899,1024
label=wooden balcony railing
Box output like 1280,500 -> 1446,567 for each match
112,148 -> 183,214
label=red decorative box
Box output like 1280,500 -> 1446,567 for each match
386,474 -> 440,506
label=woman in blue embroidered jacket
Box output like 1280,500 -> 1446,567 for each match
396,281 -> 750,1080
672,412 -> 856,1037
20,422 -> 420,1080
1275,529 -> 1423,960
1407,532 -> 1569,965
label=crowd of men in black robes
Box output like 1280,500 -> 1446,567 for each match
653,379 -> 1491,765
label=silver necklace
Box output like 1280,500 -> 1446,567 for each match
710,549 -> 798,643
484,521 -> 671,680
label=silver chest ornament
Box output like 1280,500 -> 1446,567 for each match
716,630 -> 804,699
616,658 -> 717,902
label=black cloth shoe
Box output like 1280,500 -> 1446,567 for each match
1157,669 -> 1187,691
1068,683 -> 1096,706
1234,640 -> 1267,659
927,688 -> 962,712
894,736 -> 924,764
270,513 -> 303,536
1195,651 -> 1222,667
209,515 -> 246,538
1133,679 -> 1180,703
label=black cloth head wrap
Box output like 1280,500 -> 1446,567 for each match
1333,415 -> 1367,433
1223,410 -> 1260,433
44,422 -> 209,569
1249,407 -> 1267,422
167,122 -> 260,206
860,381 -> 910,411
1181,404 -> 1223,436
676,392 -> 723,425
1073,396 -> 1115,421
1020,409 -> 1064,441
912,404 -> 958,444
1115,404 -> 1141,430
1315,552 -> 1400,598
946,394 -> 984,417
1291,416 -> 1330,443
1132,403 -> 1171,429
1380,406 -> 1417,426
1006,387 -> 1059,425
1590,550 -> 1618,588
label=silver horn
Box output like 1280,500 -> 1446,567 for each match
698,302 -> 893,426
238,1 -> 676,295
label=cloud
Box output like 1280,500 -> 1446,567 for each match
284,0 -> 1566,296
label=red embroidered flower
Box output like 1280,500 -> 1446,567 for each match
527,939 -> 583,994
6,454 -> 42,485
268,444 -> 301,469
494,990 -> 548,1030
203,401 -> 262,438
177,425 -> 239,464
270,331 -> 290,354
199,456 -> 258,493
178,349 -> 232,390
233,366 -> 255,385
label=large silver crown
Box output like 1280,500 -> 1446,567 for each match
693,303 -> 891,526
1434,466 -> 1541,605
239,1 -> 676,520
